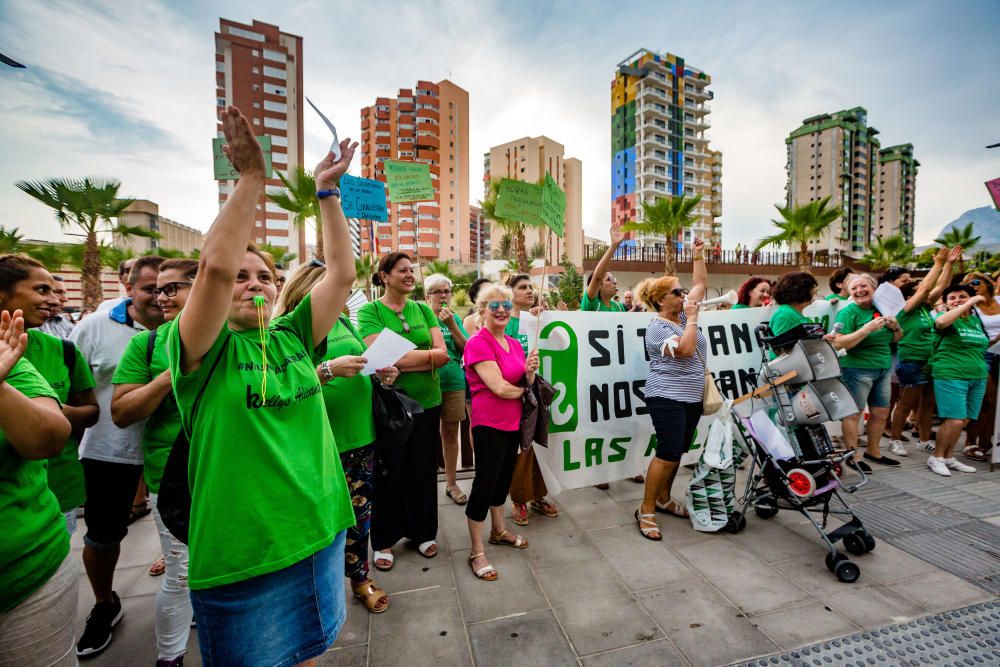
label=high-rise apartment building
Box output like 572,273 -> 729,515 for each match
358,80 -> 469,262
468,205 -> 490,264
483,136 -> 583,267
611,48 -> 722,248
876,144 -> 918,244
214,19 -> 305,260
785,107 -> 882,255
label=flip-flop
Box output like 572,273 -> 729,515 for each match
373,550 -> 394,571
417,541 -> 438,558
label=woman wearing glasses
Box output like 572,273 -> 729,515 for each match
111,258 -> 198,664
960,270 -> 1000,461
424,273 -> 470,505
358,253 -> 449,571
634,240 -> 708,541
463,284 -> 539,580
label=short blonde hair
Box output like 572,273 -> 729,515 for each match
637,275 -> 681,311
475,284 -> 514,314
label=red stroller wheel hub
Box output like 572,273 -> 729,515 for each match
786,468 -> 816,497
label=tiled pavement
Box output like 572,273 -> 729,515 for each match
76,447 -> 999,666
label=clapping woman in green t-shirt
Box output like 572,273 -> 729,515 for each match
167,106 -> 358,663
357,253 -> 449,571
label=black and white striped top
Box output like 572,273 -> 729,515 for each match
644,313 -> 707,403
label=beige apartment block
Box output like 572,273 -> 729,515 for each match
483,136 -> 583,267
117,200 -> 203,255
359,79 -> 470,263
215,18 -> 305,261
876,144 -> 918,244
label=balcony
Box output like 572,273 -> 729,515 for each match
375,111 -> 389,121
416,107 -> 440,123
415,135 -> 440,149
415,94 -> 438,107
683,100 -> 711,114
685,117 -> 711,131
637,85 -> 670,102
639,150 -> 670,168
685,132 -> 709,144
398,102 -> 415,113
683,86 -> 710,101
638,105 -> 670,124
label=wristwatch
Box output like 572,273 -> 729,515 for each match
316,188 -> 341,200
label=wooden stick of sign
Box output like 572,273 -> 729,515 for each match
532,228 -> 551,350
732,371 -> 799,405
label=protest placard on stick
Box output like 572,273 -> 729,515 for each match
384,161 -> 434,202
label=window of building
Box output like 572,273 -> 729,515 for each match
217,97 -> 226,107
270,135 -> 288,147
264,117 -> 287,129
265,235 -> 289,247
263,100 -> 286,113
263,48 -> 284,61
253,118 -> 260,125
262,65 -> 285,79
251,66 -> 259,74
263,83 -> 285,96
252,102 -> 260,109
215,61 -> 225,72
227,26 -> 266,42
251,49 -> 259,57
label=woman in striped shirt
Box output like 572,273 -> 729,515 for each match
635,240 -> 708,541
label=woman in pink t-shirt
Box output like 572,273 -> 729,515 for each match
463,284 -> 539,581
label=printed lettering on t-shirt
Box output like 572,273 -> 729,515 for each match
245,383 -> 322,410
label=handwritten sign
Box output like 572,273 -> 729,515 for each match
212,136 -> 273,180
986,177 -> 1000,211
384,161 -> 435,202
341,175 -> 388,221
542,172 -> 566,237
495,178 -> 544,226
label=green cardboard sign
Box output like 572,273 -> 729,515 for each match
542,172 -> 566,237
384,160 -> 435,202
213,136 -> 273,180
495,178 -> 544,226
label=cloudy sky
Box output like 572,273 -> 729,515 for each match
1,0 -> 997,251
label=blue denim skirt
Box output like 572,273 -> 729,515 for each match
190,530 -> 346,667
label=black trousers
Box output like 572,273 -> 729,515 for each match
372,406 -> 441,549
465,426 -> 519,522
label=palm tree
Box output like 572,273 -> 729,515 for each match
424,259 -> 458,281
861,235 -> 914,271
529,241 -> 545,260
480,178 -> 532,272
354,254 -> 375,294
0,226 -> 26,254
15,178 -> 152,309
257,242 -> 297,266
756,196 -> 842,271
268,167 -> 322,260
623,194 -> 702,276
25,244 -> 70,271
494,232 -> 513,260
935,222 -> 979,273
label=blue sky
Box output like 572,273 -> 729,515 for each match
1,0 -> 997,249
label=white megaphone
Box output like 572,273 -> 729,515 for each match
694,290 -> 738,309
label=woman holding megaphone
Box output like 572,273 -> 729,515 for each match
634,239 -> 709,541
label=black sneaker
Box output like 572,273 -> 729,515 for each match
847,459 -> 873,474
77,592 -> 123,657
863,452 -> 900,466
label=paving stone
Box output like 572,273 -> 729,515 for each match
76,593 -> 201,665
452,547 -> 548,624
317,643 -> 367,666
587,525 -> 697,592
675,539 -> 812,615
557,485 -> 634,530
76,565 -> 147,624
581,639 -> 687,666
554,594 -> 663,656
517,519 -> 603,570
615,500 -> 716,547
888,570 -> 994,613
367,544 -> 456,595
822,583 -> 928,628
335,581 -> 371,648
638,581 -> 778,667
369,585 -> 470,667
749,602 -> 859,649
535,558 -> 629,606
728,513 -> 826,563
771,555 -> 874,599
467,609 -> 575,667
602,478 -> 647,503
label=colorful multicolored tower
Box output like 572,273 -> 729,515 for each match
611,48 -> 722,249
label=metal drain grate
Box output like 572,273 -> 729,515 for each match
732,600 -> 1000,667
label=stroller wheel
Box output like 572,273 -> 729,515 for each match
834,559 -> 861,583
754,498 -> 778,519
724,511 -> 747,534
862,533 -> 876,553
843,532 -> 866,556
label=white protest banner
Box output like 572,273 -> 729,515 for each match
526,300 -> 843,490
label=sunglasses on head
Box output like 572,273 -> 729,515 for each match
487,300 -> 513,312
152,281 -> 192,298
308,259 -> 326,268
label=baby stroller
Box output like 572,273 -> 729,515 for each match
728,322 -> 876,584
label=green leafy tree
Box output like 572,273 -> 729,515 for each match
545,261 -> 584,310
935,222 -> 980,274
267,167 -> 322,259
860,235 -> 914,271
354,254 -> 375,294
0,226 -> 26,254
623,194 -> 702,276
755,196 -> 842,272
529,241 -> 545,260
914,247 -> 938,269
150,246 -> 189,259
25,244 -> 70,271
424,260 -> 458,281
480,179 -> 533,272
15,178 -> 153,309
257,242 -> 297,266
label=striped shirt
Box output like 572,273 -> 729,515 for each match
644,313 -> 707,403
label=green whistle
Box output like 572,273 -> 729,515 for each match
254,296 -> 266,307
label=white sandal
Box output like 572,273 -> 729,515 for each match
373,550 -> 394,571
417,540 -> 438,558
635,509 -> 662,541
468,552 -> 497,581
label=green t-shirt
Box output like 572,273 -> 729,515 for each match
505,316 -> 530,355
357,300 -> 441,409
931,315 -> 989,380
835,302 -> 894,369
319,317 -> 375,453
112,320 -> 179,494
581,291 -> 625,312
438,312 -> 468,392
731,303 -> 749,310
825,293 -> 842,301
1,358 -> 68,614
168,294 -> 355,590
769,304 -> 809,338
896,305 -> 935,363
25,329 -> 95,513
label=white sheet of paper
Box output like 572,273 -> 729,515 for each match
873,283 -> 905,318
360,329 -> 416,376
305,96 -> 341,161
345,290 -> 368,327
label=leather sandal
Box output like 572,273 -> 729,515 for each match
445,485 -> 468,505
529,498 -> 558,517
635,509 -> 662,541
488,529 -> 528,549
468,552 -> 497,581
655,498 -> 689,518
512,503 -> 529,526
352,579 -> 389,613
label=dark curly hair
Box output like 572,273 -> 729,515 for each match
372,252 -> 411,288
773,271 -> 818,305
736,276 -> 771,306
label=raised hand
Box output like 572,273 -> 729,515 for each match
220,106 -> 266,177
693,238 -> 705,253
316,138 -> 359,190
947,246 -> 963,264
610,229 -> 626,246
0,309 -> 28,384
934,247 -> 949,264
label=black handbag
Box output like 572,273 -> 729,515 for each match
371,378 -> 423,478
157,338 -> 228,544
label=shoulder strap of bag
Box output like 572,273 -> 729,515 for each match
146,327 -> 158,365
61,339 -> 77,377
183,337 -> 228,437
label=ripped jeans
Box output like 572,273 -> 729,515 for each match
150,493 -> 194,661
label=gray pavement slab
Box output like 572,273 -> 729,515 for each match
466,609 -> 575,667
748,602 -> 859,649
553,593 -> 663,656
580,639 -> 687,667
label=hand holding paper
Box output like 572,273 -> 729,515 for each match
360,329 -> 416,376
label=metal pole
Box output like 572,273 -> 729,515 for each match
476,209 -> 482,278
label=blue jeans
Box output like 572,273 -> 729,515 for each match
191,531 -> 346,667
895,360 -> 929,388
840,367 -> 892,410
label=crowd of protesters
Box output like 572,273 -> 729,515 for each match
0,104 -> 992,666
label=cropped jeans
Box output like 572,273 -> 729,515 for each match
150,493 -> 194,661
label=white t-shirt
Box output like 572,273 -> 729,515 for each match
975,296 -> 1000,341
70,299 -> 148,464
95,296 -> 126,313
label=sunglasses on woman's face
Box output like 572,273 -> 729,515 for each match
970,279 -> 984,287
153,281 -> 192,298
670,288 -> 689,297
487,300 -> 513,312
